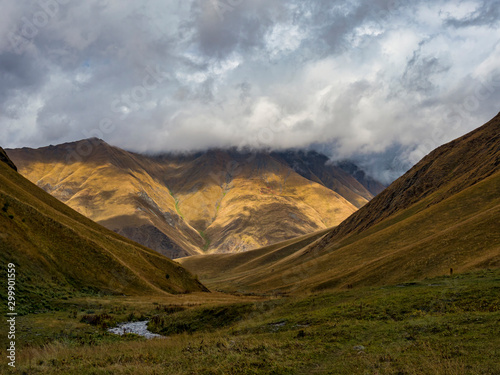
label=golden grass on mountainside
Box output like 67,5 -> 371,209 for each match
0,154 -> 206,304
7,143 -> 365,257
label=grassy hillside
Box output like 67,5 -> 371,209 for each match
7,143 -> 378,257
179,228 -> 332,290
179,115 -> 500,293
0,149 -> 207,313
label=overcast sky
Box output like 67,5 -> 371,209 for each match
1,0 -> 499,182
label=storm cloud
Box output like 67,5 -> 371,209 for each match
1,0 -> 499,183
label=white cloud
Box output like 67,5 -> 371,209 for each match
265,23 -> 307,59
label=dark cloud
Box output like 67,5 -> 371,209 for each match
445,0 -> 500,28
190,0 -> 284,59
402,45 -> 451,93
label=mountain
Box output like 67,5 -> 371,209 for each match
0,147 -> 17,171
7,140 -> 205,259
179,113 -> 500,293
7,142 -> 383,258
271,150 -> 381,208
335,160 -> 386,197
0,146 -> 207,310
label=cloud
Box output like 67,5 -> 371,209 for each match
445,0 -> 500,28
0,0 -> 499,183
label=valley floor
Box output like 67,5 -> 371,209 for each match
3,269 -> 500,375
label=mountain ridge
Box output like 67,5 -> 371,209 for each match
7,142 -> 384,258
0,147 -> 17,171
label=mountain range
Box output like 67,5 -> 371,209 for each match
6,143 -> 384,259
4,113 -> 498,298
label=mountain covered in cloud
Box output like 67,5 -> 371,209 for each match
180,113 -> 500,293
7,140 -> 384,258
1,1 -> 499,183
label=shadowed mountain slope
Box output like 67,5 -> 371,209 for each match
7,143 -> 382,258
179,114 -> 500,293
335,161 -> 386,196
0,147 -> 16,171
0,149 -> 207,310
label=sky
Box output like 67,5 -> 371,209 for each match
0,0 -> 499,183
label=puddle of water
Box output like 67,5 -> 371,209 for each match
108,321 -> 164,339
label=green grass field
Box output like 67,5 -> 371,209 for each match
3,268 -> 499,374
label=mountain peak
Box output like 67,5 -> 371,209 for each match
62,137 -> 113,153
74,137 -> 108,146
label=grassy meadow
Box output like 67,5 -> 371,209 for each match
2,268 -> 499,374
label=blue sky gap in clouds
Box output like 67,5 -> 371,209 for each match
0,0 -> 499,183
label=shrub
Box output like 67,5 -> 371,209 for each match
80,313 -> 115,328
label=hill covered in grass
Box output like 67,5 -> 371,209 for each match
7,143 -> 382,258
179,114 -> 500,293
0,148 -> 207,313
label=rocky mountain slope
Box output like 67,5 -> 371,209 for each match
7,143 -> 382,258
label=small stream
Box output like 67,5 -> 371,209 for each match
108,321 -> 164,339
